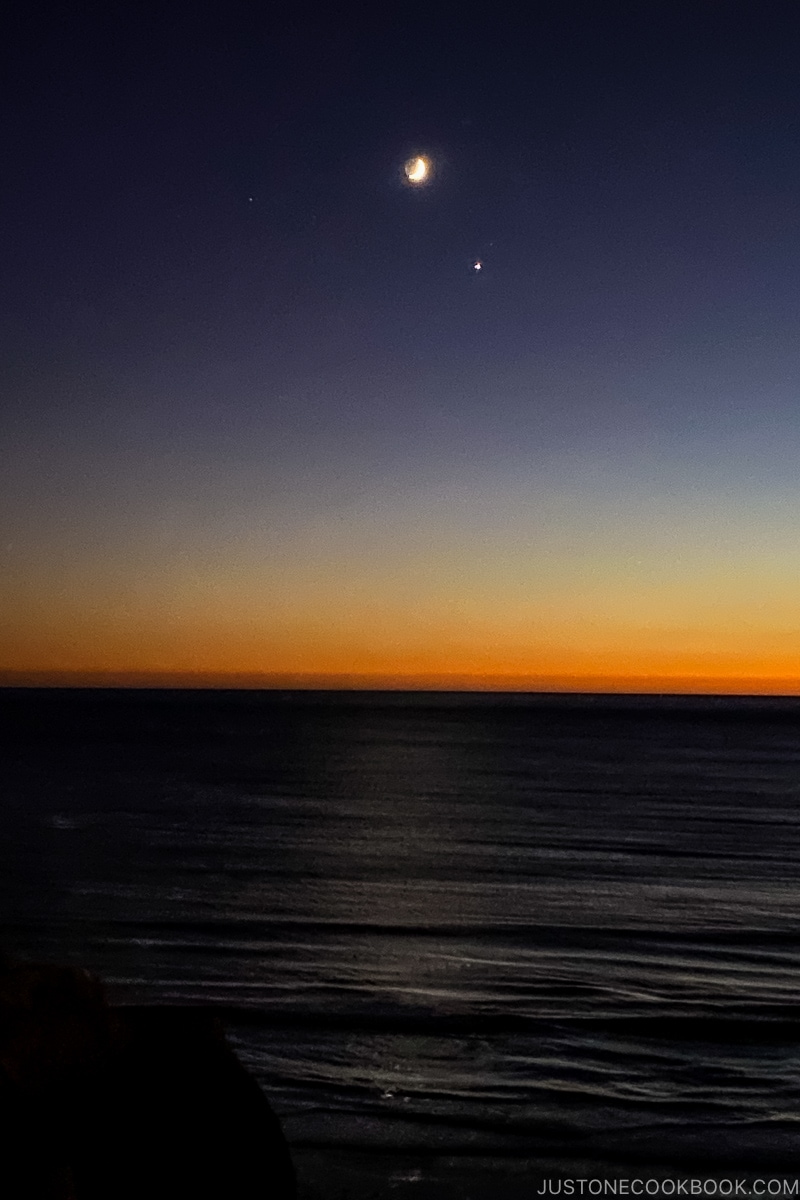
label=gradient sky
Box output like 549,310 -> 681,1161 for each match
3,3 -> 800,691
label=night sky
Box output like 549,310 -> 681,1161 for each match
3,3 -> 800,691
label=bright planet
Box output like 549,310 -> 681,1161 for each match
404,154 -> 431,184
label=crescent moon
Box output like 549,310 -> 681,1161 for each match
405,155 -> 430,184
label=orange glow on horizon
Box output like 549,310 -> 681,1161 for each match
3,484 -> 798,697
2,668 -> 799,695
3,606 -> 799,694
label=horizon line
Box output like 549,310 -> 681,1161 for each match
1,670 -> 799,696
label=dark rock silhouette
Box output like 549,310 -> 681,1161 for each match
0,959 -> 297,1199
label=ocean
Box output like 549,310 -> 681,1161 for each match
4,688 -> 800,1196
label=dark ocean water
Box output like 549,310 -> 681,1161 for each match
4,689 -> 800,1192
